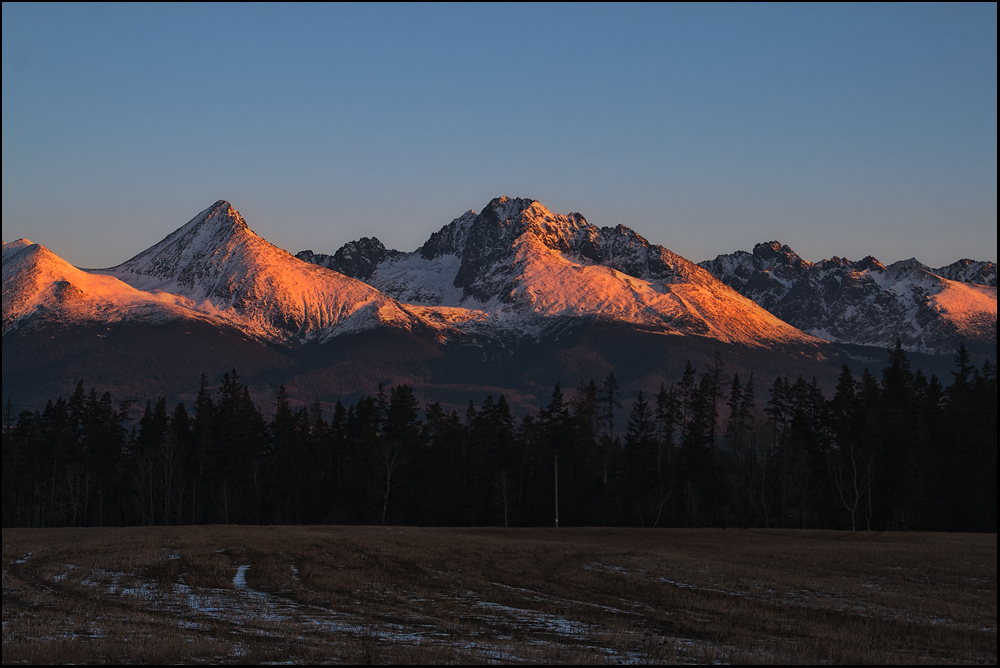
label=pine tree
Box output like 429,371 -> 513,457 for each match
571,380 -> 601,442
655,382 -> 679,473
624,391 -> 662,526
601,373 -> 622,444
625,391 -> 656,448
678,362 -> 697,441
169,403 -> 192,526
189,373 -> 215,525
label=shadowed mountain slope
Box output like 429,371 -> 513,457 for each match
700,242 -> 997,354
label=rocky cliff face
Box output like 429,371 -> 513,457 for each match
296,237 -> 403,281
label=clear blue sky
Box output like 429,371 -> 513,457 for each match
3,3 -> 996,268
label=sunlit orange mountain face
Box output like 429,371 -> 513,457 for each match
3,199 -> 995,412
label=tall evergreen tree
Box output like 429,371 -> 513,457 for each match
601,373 -> 622,445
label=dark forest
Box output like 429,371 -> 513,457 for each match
3,342 -> 995,533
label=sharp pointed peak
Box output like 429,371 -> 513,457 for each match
104,200 -> 262,274
152,200 -> 256,248
855,255 -> 885,272
194,200 -> 248,229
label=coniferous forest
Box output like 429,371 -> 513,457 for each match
2,343 -> 995,533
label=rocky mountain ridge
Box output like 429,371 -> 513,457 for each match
298,197 -> 816,346
6,199 -> 814,350
699,242 -> 997,353
5,199 -> 995,357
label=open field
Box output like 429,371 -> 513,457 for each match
2,527 -> 995,664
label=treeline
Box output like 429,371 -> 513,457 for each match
2,343 -> 995,532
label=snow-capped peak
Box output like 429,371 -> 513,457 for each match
98,200 -> 261,294
97,201 -> 425,342
296,197 -> 819,347
191,200 -> 248,231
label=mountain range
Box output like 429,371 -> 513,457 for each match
3,198 -> 995,412
699,242 -> 996,355
296,197 -> 815,347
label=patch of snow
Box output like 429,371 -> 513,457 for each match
233,564 -> 250,590
370,253 -> 466,306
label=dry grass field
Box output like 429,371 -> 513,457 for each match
2,527 -> 995,664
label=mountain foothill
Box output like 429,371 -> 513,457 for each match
3,197 -> 996,413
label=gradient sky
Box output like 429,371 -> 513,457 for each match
2,3 -> 996,269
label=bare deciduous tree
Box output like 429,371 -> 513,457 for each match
835,444 -> 872,531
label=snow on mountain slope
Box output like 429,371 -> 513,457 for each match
296,210 -> 478,306
366,252 -> 467,306
95,201 -> 429,342
492,226 -> 814,345
2,239 -> 207,333
12,198 -> 988,355
933,259 -> 997,287
300,197 -> 819,347
700,242 -> 997,353
929,280 -> 998,344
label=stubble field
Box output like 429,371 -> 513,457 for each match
2,526 -> 995,664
